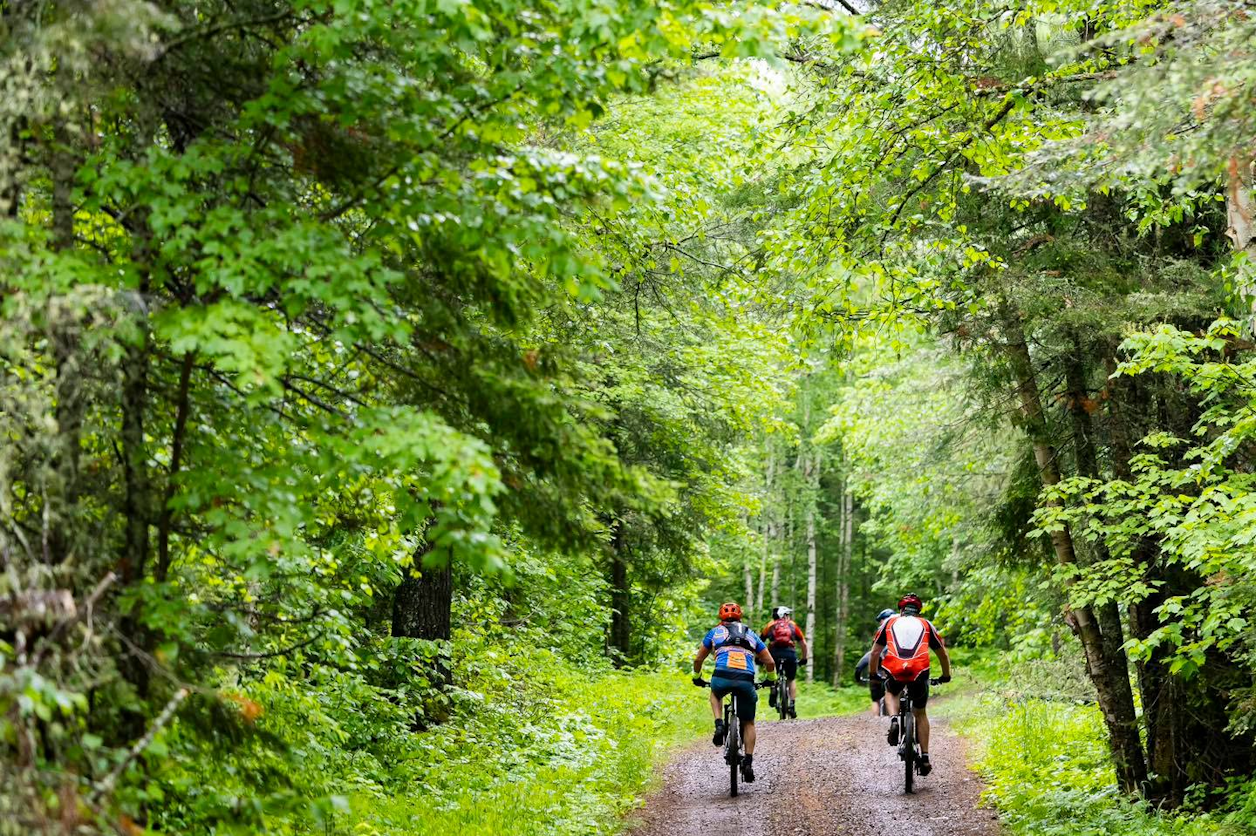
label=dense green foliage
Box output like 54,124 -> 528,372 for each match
947,656 -> 1256,835
5,0 -> 1256,833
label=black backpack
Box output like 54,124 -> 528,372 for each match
716,621 -> 757,652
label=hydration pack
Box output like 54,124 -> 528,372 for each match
715,621 -> 757,652
881,615 -> 934,681
769,619 -> 796,648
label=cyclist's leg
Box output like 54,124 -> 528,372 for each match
910,674 -> 931,753
869,677 -> 885,716
709,678 -> 735,745
883,680 -> 902,716
774,649 -> 797,703
738,681 -> 758,754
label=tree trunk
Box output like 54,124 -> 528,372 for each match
743,544 -> 755,618
1000,302 -> 1147,794
44,121 -> 85,567
769,550 -> 780,610
392,539 -> 453,717
117,322 -> 153,698
606,522 -> 631,666
1104,350 -> 1172,799
803,453 -> 819,684
392,554 -> 452,643
832,479 -> 845,688
1226,153 -> 1256,331
834,488 -> 853,686
1064,342 -> 1137,752
756,539 -> 768,622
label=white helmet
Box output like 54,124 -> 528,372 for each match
772,606 -> 793,620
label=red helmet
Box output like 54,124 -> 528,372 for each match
718,602 -> 743,621
898,593 -> 923,612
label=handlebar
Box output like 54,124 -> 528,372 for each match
866,672 -> 950,686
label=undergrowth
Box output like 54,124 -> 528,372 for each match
941,656 -> 1256,836
350,667 -> 708,836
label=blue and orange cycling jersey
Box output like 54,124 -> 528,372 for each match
703,623 -> 767,681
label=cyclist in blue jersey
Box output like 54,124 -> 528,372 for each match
854,608 -> 896,716
692,601 -> 777,782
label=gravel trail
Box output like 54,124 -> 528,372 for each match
628,712 -> 1001,836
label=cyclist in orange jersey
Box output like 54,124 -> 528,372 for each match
868,593 -> 952,776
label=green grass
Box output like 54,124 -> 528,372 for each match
937,658 -> 1247,836
790,678 -> 871,719
342,668 -> 708,836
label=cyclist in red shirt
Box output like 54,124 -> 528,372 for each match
760,606 -> 809,719
868,593 -> 952,775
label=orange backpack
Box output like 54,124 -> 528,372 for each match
881,615 -> 933,681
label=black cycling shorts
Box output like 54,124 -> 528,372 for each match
884,671 -> 930,708
770,648 -> 798,682
869,677 -> 885,702
710,676 -> 758,723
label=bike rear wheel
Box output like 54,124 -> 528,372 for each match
777,678 -> 788,721
901,711 -> 915,794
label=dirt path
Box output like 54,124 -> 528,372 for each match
628,712 -> 1001,836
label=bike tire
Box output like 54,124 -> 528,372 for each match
777,679 -> 788,721
726,720 -> 740,797
902,711 -> 915,794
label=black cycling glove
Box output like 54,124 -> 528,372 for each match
937,673 -> 952,684
692,676 -> 706,687
798,657 -> 808,666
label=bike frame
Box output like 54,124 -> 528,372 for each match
891,676 -> 941,794
774,670 -> 789,721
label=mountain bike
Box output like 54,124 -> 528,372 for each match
890,676 -> 942,794
694,678 -> 770,797
771,668 -> 790,721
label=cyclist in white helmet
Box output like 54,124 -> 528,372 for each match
760,605 -> 808,719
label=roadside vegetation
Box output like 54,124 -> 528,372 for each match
943,655 -> 1256,836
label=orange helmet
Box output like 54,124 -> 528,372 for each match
718,602 -> 743,621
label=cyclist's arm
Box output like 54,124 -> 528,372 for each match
794,625 -> 809,661
934,641 -> 952,679
868,640 -> 885,678
755,646 -> 776,673
693,645 -> 711,675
